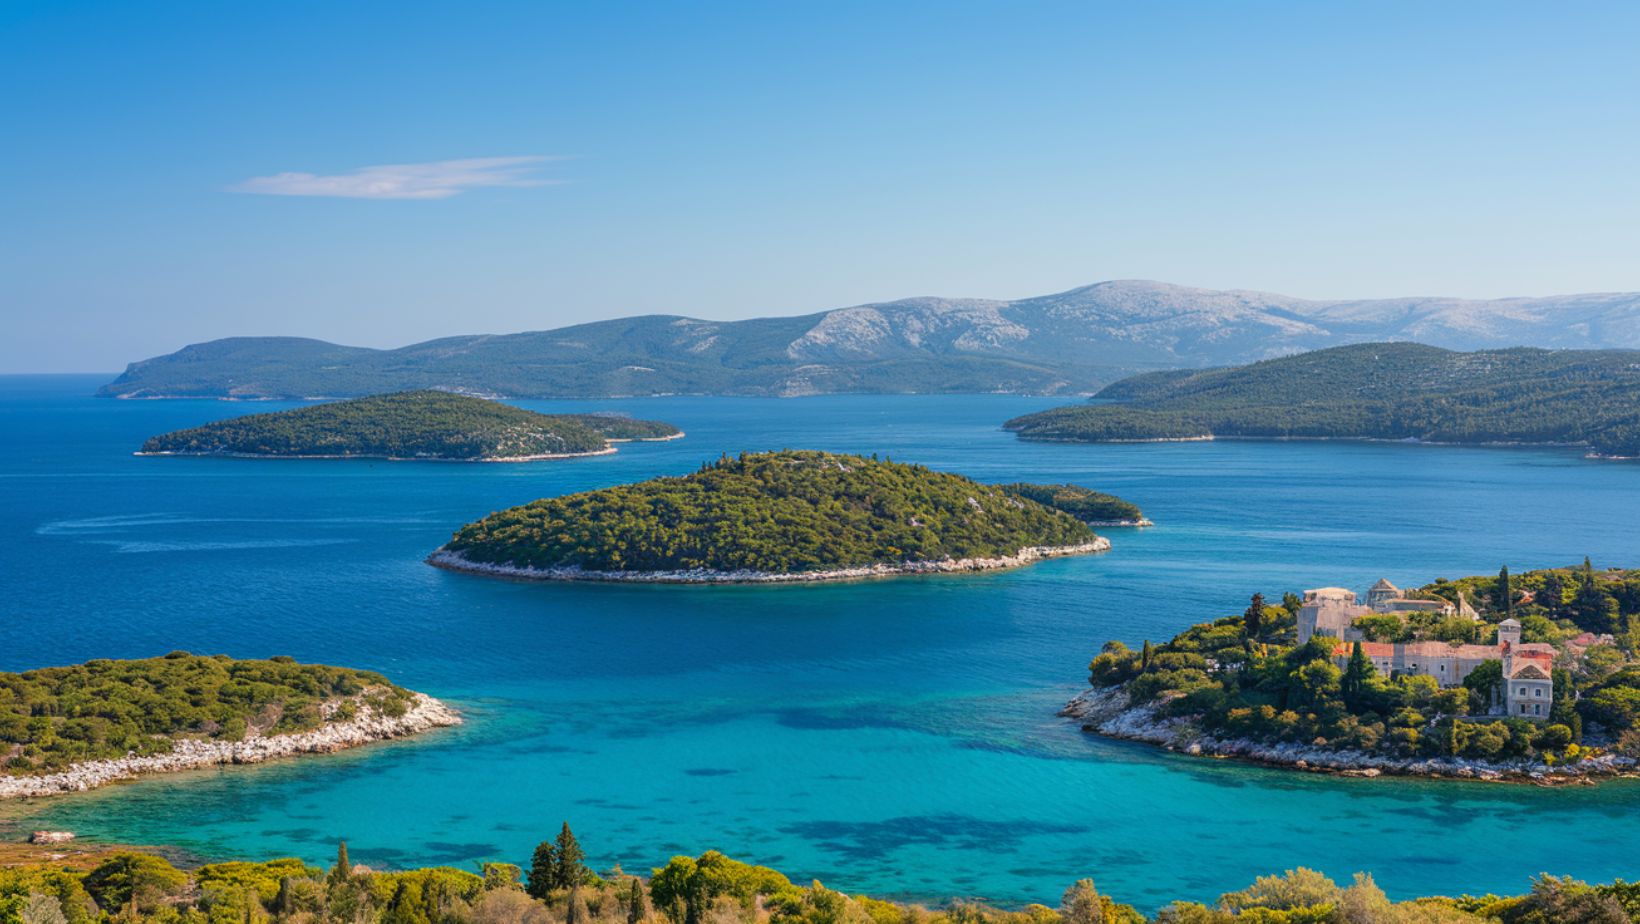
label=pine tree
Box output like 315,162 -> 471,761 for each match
554,822 -> 586,889
527,841 -> 558,900
1244,593 -> 1265,639
627,877 -> 647,924
1496,566 -> 1512,615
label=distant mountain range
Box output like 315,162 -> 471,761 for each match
98,280 -> 1640,399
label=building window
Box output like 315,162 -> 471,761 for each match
1535,704 -> 1542,715
1534,688 -> 1542,697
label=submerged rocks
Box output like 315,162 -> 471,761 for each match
1061,686 -> 1639,785
29,831 -> 75,844
1,691 -> 461,800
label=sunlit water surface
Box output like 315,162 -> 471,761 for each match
3,375 -> 1639,910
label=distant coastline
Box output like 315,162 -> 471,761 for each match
428,538 -> 1111,585
1,692 -> 461,800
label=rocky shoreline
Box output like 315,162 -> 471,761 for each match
0,692 -> 461,800
1062,686 -> 1640,785
427,538 -> 1112,585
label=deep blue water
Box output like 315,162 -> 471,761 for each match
3,374 -> 1640,910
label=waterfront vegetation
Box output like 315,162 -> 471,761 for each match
4,823 -> 1640,924
1005,344 -> 1640,457
995,484 -> 1145,524
0,654 -> 411,774
139,391 -> 680,460
440,451 -> 1108,574
1086,564 -> 1640,764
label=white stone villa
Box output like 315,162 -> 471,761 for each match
1296,581 -> 1555,719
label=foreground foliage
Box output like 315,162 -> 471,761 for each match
1006,344 -> 1640,457
3,832 -> 1638,924
442,451 -> 1108,573
1086,564 -> 1640,764
0,653 -> 411,774
140,391 -> 680,460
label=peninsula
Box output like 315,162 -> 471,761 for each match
138,390 -> 681,461
429,450 -> 1126,583
1005,343 -> 1640,459
0,653 -> 460,799
1067,563 -> 1640,782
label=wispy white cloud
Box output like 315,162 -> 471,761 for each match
231,156 -> 563,199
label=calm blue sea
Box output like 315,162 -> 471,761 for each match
3,374 -> 1640,910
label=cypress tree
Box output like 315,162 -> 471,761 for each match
627,877 -> 646,924
326,841 -> 353,888
1140,640 -> 1154,671
1496,566 -> 1512,615
1244,593 -> 1265,639
1342,641 -> 1373,706
554,822 -> 586,889
527,841 -> 558,900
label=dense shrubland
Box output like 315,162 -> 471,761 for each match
1086,564 -> 1640,764
140,391 -> 679,460
3,824 -> 1637,924
1005,344 -> 1640,457
441,452 -> 1109,574
994,485 -> 1145,524
0,654 -> 411,774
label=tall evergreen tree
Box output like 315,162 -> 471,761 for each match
1541,570 -> 1566,617
566,885 -> 587,924
326,841 -> 353,888
527,841 -> 558,900
1495,566 -> 1512,615
1140,640 -> 1154,671
554,822 -> 586,889
1342,641 -> 1374,707
627,877 -> 647,924
1244,593 -> 1265,639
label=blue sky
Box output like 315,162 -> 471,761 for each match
3,1 -> 1638,372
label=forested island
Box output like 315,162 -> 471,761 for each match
430,451 -> 1130,583
1067,563 -> 1640,782
4,824 -> 1637,924
1005,344 -> 1640,459
138,391 -> 681,462
0,653 -> 459,798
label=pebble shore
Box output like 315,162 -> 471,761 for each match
1,692 -> 461,800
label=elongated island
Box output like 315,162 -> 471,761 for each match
1006,343 -> 1640,460
1067,563 -> 1640,782
138,390 -> 682,462
0,653 -> 460,799
429,450 -> 1140,583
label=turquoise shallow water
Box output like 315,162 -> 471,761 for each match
3,374 -> 1640,910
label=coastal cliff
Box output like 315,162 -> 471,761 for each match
1,691 -> 461,799
1062,686 -> 1637,784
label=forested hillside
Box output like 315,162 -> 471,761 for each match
436,451 -> 1110,575
0,653 -> 412,774
1006,344 -> 1640,457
